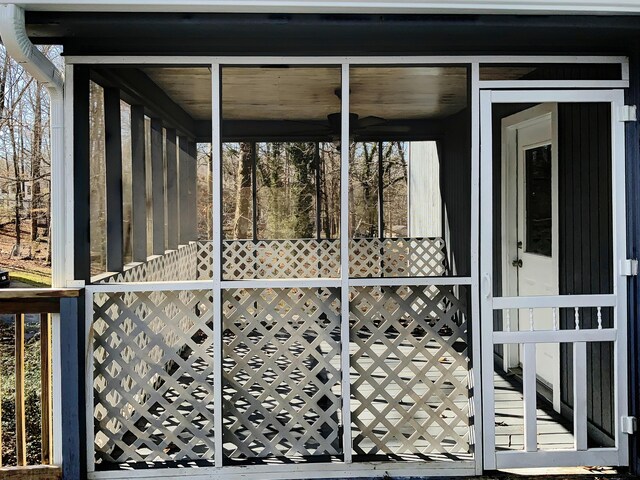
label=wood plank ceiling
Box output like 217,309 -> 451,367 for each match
142,66 -> 470,123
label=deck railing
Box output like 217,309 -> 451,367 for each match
0,288 -> 80,480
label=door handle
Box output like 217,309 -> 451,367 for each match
512,258 -> 523,268
482,273 -> 492,299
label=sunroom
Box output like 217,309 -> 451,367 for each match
63,57 -> 629,479
0,6 -> 638,480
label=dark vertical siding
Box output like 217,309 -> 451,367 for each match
439,108 -> 471,278
626,52 -> 640,475
558,103 -> 614,441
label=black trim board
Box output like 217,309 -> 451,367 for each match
23,13 -> 640,56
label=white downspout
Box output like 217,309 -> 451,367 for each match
0,2 -> 66,468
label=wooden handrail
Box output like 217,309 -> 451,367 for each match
0,288 -> 81,314
0,288 -> 80,300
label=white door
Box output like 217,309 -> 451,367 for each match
501,104 -> 560,411
481,89 -> 629,470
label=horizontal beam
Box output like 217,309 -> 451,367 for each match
492,294 -> 617,309
91,67 -> 197,139
26,13 -> 640,56
0,288 -> 81,299
493,328 -> 617,344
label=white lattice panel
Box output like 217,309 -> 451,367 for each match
349,238 -> 449,278
349,284 -> 469,456
98,243 -> 198,284
222,287 -> 342,458
222,239 -> 341,280
196,241 -> 214,280
92,289 -> 215,464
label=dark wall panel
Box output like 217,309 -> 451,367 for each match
558,102 -> 614,441
626,51 -> 640,476
439,108 -> 471,278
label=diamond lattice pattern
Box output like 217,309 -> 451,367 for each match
222,239 -> 341,280
349,238 -> 449,278
222,287 -> 342,459
350,284 -> 469,456
221,238 -> 448,280
98,243 -> 198,284
92,289 -> 215,464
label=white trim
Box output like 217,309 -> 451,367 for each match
495,449 -> 620,469
339,63 -> 352,463
479,80 -> 629,89
348,276 -> 472,287
63,55 -> 629,67
522,343 -> 537,452
479,89 -> 495,471
211,63 -> 224,468
221,278 -> 342,289
573,341 -> 588,451
469,61 -> 484,476
489,89 -> 622,104
63,64 -> 75,286
86,460 -> 478,480
86,280 -> 214,293
492,294 -> 618,309
611,89 -> 630,465
493,328 -> 618,344
16,1 -> 640,14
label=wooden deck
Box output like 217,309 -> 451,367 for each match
494,372 -> 574,452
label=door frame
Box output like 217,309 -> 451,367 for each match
500,103 -> 560,411
480,89 -> 629,470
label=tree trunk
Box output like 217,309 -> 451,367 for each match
31,84 -> 42,241
9,118 -> 21,246
232,142 -> 253,239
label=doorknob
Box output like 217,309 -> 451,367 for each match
512,258 -> 523,268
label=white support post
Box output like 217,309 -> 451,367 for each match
522,343 -> 538,453
469,62 -> 483,475
340,63 -> 352,464
573,341 -> 588,451
211,63 -> 224,467
479,90 -> 497,470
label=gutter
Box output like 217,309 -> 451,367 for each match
0,1 -> 66,471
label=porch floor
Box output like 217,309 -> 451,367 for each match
494,372 -> 574,452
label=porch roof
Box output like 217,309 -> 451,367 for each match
9,0 -> 640,14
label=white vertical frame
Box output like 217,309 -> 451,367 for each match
469,61 -> 484,476
479,89 -> 496,470
340,63 -> 353,463
211,63 -> 224,467
611,88 -> 629,465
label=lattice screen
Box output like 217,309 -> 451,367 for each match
349,284 -> 469,456
222,239 -> 341,280
349,238 -> 449,277
221,238 -> 448,280
222,287 -> 342,458
97,242 -> 198,284
92,289 -> 215,464
196,241 -> 214,279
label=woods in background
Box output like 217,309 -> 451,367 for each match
0,46 -> 61,283
223,140 -> 409,241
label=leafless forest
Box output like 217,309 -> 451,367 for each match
0,46 -> 61,286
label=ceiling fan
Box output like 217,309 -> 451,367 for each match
285,88 -> 412,139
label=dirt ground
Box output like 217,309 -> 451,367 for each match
0,222 -> 51,284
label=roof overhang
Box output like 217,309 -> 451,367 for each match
11,0 -> 640,15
